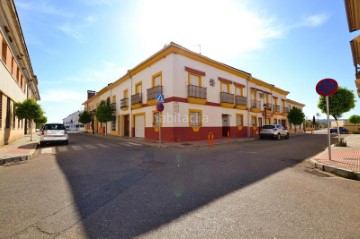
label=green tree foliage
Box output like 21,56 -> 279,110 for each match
78,111 -> 92,124
318,87 -> 355,142
317,87 -> 355,120
348,115 -> 360,125
95,100 -> 114,134
14,99 -> 45,140
287,107 -> 305,131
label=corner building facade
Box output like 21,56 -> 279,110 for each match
83,43 -> 303,142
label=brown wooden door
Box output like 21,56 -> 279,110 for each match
124,115 -> 129,136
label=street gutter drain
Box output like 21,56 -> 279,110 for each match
138,161 -> 166,169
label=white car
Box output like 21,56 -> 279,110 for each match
40,123 -> 69,146
260,124 -> 289,140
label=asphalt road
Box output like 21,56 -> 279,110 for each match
0,133 -> 359,238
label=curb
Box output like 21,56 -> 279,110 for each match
0,143 -> 39,166
309,158 -> 360,181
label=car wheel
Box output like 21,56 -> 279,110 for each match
285,133 -> 289,139
277,134 -> 281,140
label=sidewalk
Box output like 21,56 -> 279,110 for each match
310,134 -> 360,180
0,134 -> 39,165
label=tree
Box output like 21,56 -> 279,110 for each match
349,115 -> 360,125
14,99 -> 44,141
79,111 -> 93,134
318,87 -> 355,142
312,115 -> 316,128
287,107 -> 305,132
35,114 -> 47,129
95,100 -> 114,135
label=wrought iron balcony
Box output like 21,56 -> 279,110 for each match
110,103 -> 116,111
188,85 -> 207,99
120,98 -> 129,109
235,96 -> 247,106
251,100 -> 261,109
273,105 -> 280,112
147,86 -> 163,101
283,107 -> 289,113
220,92 -> 234,104
263,103 -> 272,111
131,93 -> 142,105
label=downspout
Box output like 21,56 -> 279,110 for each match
129,71 -> 133,137
247,75 -> 252,138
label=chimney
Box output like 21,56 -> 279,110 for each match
87,90 -> 96,99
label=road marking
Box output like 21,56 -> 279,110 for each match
126,142 -> 143,146
57,147 -> 68,153
119,143 -> 132,147
41,148 -> 54,154
107,143 -> 119,147
71,145 -> 82,151
96,143 -> 110,148
83,144 -> 97,149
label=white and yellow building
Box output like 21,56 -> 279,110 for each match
83,42 -> 304,142
0,0 -> 40,145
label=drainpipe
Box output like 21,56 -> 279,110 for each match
247,75 -> 252,138
129,71 -> 133,137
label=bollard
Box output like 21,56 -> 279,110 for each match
208,132 -> 214,147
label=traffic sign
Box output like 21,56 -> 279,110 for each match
316,78 -> 338,96
156,94 -> 165,103
156,102 -> 164,112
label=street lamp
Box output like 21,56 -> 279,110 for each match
263,103 -> 267,125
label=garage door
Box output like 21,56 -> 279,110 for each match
134,115 -> 145,138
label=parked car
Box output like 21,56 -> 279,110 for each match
330,127 -> 349,134
260,124 -> 289,140
40,123 -> 69,146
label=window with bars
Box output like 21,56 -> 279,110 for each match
236,114 -> 243,127
189,110 -> 202,127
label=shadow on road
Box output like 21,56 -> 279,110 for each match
54,133 -> 333,238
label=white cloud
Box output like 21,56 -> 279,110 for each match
58,24 -> 83,42
303,13 -> 330,27
130,0 -> 284,61
15,1 -> 73,18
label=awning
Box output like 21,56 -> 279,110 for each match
350,35 -> 360,68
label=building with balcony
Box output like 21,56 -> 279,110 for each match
345,0 -> 360,97
0,0 -> 40,146
83,42 -> 304,142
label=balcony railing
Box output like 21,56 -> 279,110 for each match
110,103 -> 116,111
251,100 -> 261,109
220,92 -> 234,104
131,93 -> 142,105
263,103 -> 272,111
188,85 -> 207,99
273,105 -> 280,112
283,107 -> 289,113
235,96 -> 247,106
120,98 -> 129,109
147,86 -> 163,101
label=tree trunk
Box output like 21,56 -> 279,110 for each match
29,121 -> 33,141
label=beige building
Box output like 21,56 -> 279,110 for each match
83,42 -> 304,142
0,0 -> 40,145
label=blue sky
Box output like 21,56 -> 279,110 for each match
14,0 -> 358,122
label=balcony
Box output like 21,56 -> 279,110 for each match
220,92 -> 234,108
110,102 -> 116,111
273,105 -> 281,113
120,98 -> 129,111
147,86 -> 163,105
235,96 -> 247,110
187,85 -> 207,104
131,93 -> 142,109
250,100 -> 261,112
263,103 -> 273,113
283,107 -> 289,115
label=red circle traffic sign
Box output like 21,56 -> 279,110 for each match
316,78 -> 338,96
156,103 -> 164,112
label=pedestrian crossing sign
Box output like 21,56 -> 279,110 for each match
156,94 -> 165,103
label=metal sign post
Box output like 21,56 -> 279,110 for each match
156,99 -> 165,148
316,78 -> 338,161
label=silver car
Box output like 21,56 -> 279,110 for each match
260,124 -> 289,140
40,123 -> 69,145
